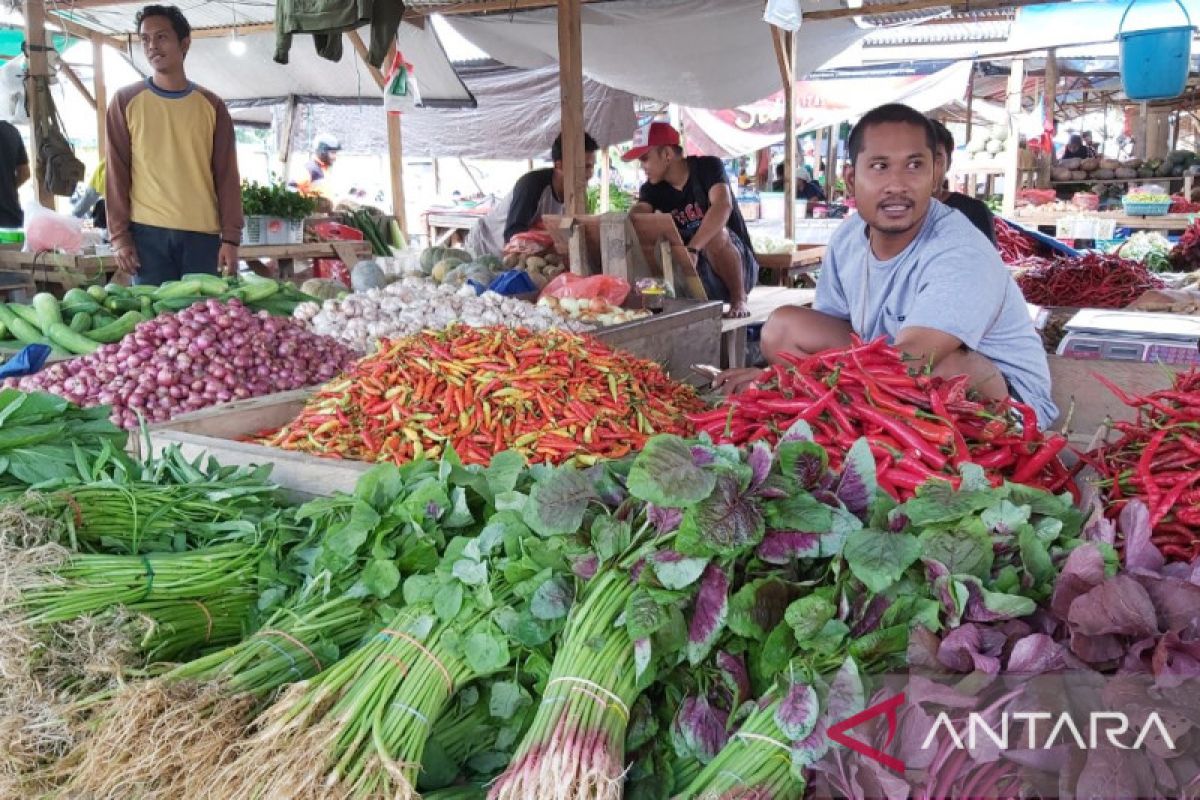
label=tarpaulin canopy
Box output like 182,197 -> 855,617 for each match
445,0 -> 867,109
274,62 -> 636,160
681,61 -> 973,158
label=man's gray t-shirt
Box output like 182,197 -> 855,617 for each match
814,199 -> 1057,426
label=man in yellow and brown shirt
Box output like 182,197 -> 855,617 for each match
106,4 -> 243,284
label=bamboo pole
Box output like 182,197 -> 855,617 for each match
600,148 -> 611,212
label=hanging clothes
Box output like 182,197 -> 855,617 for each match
274,0 -> 404,69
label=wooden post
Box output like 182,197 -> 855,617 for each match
557,0 -> 586,215
387,112 -> 407,235
346,31 -> 407,236
826,126 -> 838,201
24,0 -> 53,207
964,63 -> 975,148
278,94 -> 297,177
599,148 -> 611,212
1040,50 -> 1057,188
1002,58 -> 1025,216
772,26 -> 796,240
92,34 -> 107,157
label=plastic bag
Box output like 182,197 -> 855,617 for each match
504,230 -> 556,257
485,270 -> 537,297
383,51 -> 420,113
23,203 -> 82,253
540,273 -> 630,305
763,0 -> 802,30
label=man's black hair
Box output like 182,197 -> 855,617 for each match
847,103 -> 937,164
551,132 -> 599,162
929,118 -> 955,165
136,5 -> 191,41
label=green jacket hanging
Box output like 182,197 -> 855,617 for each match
274,0 -> 404,68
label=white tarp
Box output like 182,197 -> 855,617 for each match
681,61 -> 973,157
265,64 -> 635,159
445,0 -> 867,109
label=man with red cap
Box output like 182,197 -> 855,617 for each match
624,122 -> 757,318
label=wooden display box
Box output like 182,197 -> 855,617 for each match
1048,355 -> 1181,441
145,300 -> 722,498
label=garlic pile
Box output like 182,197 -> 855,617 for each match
293,277 -> 591,353
538,296 -> 652,326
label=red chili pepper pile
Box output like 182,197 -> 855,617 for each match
994,218 -> 1041,265
259,325 -> 704,467
1014,253 -> 1164,308
689,337 -> 1072,500
1169,195 -> 1200,214
1169,220 -> 1200,272
1080,371 -> 1200,562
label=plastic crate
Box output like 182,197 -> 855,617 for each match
1121,199 -> 1172,216
242,216 -> 268,245
265,217 -> 304,245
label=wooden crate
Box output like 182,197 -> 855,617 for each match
592,298 -> 722,383
143,389 -> 372,500
1048,355 -> 1180,437
145,304 -> 722,497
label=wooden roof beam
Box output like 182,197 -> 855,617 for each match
45,11 -> 125,50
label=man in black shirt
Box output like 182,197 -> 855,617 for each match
467,132 -> 598,257
625,122 -> 757,318
0,120 -> 28,228
929,119 -> 996,246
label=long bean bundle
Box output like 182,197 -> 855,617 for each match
10,543 -> 261,625
16,478 -> 282,553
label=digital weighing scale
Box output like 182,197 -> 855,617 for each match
1057,309 -> 1200,365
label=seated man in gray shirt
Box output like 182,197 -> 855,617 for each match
714,103 -> 1057,427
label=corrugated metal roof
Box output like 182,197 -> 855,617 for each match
865,18 -> 1013,46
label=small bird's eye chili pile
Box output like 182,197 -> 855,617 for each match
1079,370 -> 1200,562
689,337 -> 1072,500
258,325 -> 705,467
1014,253 -> 1164,308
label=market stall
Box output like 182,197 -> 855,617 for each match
0,241 -> 373,291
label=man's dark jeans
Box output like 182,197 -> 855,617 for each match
130,222 -> 221,285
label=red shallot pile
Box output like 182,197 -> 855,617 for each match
9,299 -> 356,429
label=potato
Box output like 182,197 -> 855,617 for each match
503,253 -> 520,269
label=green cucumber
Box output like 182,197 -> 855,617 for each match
86,310 -> 144,343
91,311 -> 115,327
62,287 -> 92,307
153,279 -> 205,301
0,321 -> 7,340
103,283 -> 130,297
61,298 -> 102,316
86,285 -> 108,302
241,280 -> 280,303
69,312 -> 92,333
104,296 -> 141,313
9,303 -> 41,328
257,297 -> 300,316
0,306 -> 47,345
183,273 -> 231,296
128,284 -> 158,297
32,292 -> 63,334
152,297 -> 201,314
47,322 -> 100,355
139,296 -> 154,315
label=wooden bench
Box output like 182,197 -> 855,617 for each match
753,245 -> 826,287
719,286 -> 815,368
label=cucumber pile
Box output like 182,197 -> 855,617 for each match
0,274 -> 316,356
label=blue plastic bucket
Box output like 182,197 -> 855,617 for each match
1117,0 -> 1195,100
